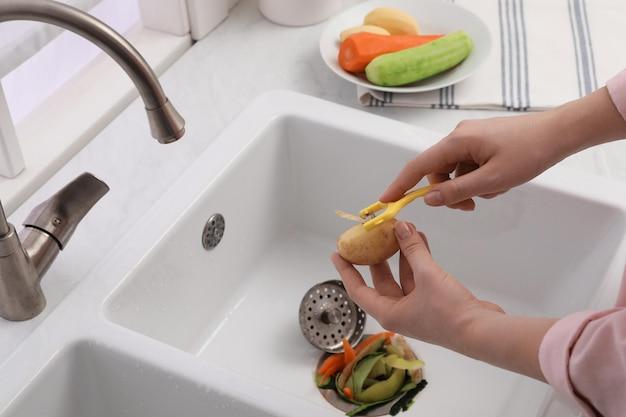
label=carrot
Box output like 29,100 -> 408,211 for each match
338,32 -> 443,73
321,361 -> 344,382
318,353 -> 344,375
343,337 -> 356,365
326,332 -> 399,388
343,387 -> 353,399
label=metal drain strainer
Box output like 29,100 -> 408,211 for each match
299,280 -> 366,353
202,214 -> 225,250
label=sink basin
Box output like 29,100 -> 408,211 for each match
1,341 -> 272,417
98,92 -> 626,416
2,92 -> 625,417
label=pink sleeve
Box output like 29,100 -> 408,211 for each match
539,308 -> 626,417
607,70 -> 626,122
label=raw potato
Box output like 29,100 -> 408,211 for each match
337,219 -> 399,265
363,7 -> 419,36
339,25 -> 390,42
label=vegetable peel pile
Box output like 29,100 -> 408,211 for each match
315,332 -> 427,416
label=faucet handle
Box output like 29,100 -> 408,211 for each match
23,173 -> 109,249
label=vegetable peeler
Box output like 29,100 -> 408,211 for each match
359,185 -> 433,230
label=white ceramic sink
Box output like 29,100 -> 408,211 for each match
1,92 -> 626,417
2,341 -> 272,417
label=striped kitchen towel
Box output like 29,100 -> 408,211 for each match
358,0 -> 626,111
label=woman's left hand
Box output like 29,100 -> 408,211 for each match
332,221 -> 556,381
331,221 -> 503,351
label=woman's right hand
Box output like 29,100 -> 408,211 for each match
381,111 -> 565,210
381,87 -> 626,210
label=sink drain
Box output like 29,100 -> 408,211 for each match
202,214 -> 225,250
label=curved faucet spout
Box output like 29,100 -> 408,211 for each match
0,0 -> 185,143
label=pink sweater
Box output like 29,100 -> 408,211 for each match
538,70 -> 626,417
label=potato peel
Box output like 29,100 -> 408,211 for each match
335,210 -> 365,223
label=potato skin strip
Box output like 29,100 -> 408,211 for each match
335,210 -> 365,223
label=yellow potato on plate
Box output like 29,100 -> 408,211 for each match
363,7 -> 419,35
339,24 -> 390,42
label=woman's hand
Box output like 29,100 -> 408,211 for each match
381,88 -> 626,210
381,112 -> 563,211
332,221 -> 557,381
332,221 -> 503,350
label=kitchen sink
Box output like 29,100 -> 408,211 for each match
2,92 -> 625,417
2,341 -> 270,417
102,92 -> 626,416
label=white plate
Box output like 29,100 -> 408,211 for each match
320,0 -> 492,93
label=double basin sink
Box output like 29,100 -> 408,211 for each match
1,92 -> 625,417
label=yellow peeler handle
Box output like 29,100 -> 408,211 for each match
396,184 -> 433,206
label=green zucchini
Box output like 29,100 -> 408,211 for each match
351,353 -> 385,394
354,368 -> 406,403
385,354 -> 425,371
389,379 -> 428,416
367,357 -> 388,379
337,338 -> 386,389
365,30 -> 473,86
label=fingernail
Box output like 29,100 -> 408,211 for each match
424,191 -> 443,206
395,221 -> 413,240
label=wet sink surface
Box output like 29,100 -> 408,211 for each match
100,92 -> 626,416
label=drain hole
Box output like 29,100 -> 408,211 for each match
201,214 -> 225,250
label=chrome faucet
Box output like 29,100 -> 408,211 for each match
0,0 -> 187,320
0,173 -> 109,320
0,0 -> 186,143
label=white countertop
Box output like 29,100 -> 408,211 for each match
1,0 -> 625,363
